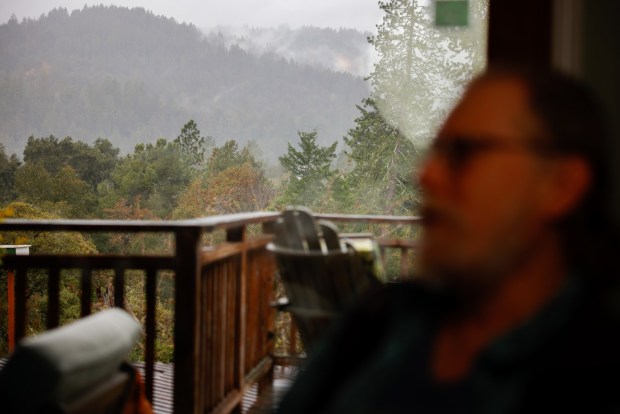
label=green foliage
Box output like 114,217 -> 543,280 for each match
13,136 -> 116,217
174,140 -> 275,218
0,202 -> 97,253
206,162 -> 275,214
206,140 -> 259,177
15,163 -> 97,218
0,143 -> 20,204
14,163 -> 53,204
277,131 -> 337,209
22,136 -> 119,190
101,138 -> 192,218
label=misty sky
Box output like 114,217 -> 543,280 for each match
0,0 -> 384,31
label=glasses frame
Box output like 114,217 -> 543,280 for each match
427,134 -> 556,172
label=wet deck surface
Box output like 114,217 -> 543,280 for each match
244,366 -> 299,413
133,361 -> 174,414
134,362 -> 299,413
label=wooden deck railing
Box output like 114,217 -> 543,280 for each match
0,212 -> 420,413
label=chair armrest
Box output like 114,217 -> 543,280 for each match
0,308 -> 142,413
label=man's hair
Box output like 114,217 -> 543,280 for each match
479,66 -> 618,281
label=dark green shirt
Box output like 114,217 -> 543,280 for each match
276,277 -> 620,413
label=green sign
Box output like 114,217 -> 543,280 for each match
435,0 -> 469,27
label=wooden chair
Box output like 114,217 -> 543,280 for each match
267,207 -> 381,353
0,308 -> 143,414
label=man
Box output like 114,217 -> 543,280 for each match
275,67 -> 620,413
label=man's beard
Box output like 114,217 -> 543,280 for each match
417,229 -> 542,311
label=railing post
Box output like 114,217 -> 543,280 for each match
227,225 -> 247,414
174,226 -> 202,414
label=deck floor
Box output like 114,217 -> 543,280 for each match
244,366 -> 299,413
133,362 -> 298,414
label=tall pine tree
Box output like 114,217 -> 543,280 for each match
369,0 -> 487,143
340,0 -> 487,215
278,130 -> 337,210
343,98 -> 419,215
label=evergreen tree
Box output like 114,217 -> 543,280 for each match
343,98 -> 420,215
174,120 -> 213,169
368,0 -> 487,143
278,130 -> 337,209
340,0 -> 487,215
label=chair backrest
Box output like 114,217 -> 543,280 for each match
0,308 -> 142,414
268,207 -> 380,351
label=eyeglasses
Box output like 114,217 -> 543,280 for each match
428,134 -> 552,171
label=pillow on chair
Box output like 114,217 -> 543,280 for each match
0,308 -> 142,413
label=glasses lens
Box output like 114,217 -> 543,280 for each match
431,134 -> 552,171
434,137 -> 491,170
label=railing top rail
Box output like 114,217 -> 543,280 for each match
0,212 -> 422,234
314,213 -> 422,225
0,212 -> 281,233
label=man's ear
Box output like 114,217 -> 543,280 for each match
541,156 -> 591,220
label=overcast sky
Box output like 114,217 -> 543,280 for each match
0,0 -> 384,31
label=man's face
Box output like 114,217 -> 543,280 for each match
418,77 -> 555,287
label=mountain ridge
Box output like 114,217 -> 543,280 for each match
0,5 -> 371,161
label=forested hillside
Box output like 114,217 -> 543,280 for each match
0,5 -> 369,159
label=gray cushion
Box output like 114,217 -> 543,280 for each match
0,308 -> 142,413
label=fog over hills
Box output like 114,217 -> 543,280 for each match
205,25 -> 375,77
0,5 -> 371,161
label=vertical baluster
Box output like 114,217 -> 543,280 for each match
47,268 -> 60,329
114,267 -> 125,309
214,263 -> 224,403
261,250 -> 276,393
205,264 -> 214,409
289,318 -> 298,356
145,268 -> 157,403
400,247 -> 409,279
81,268 -> 92,317
201,264 -> 211,410
14,267 -> 27,344
227,257 -> 237,392
209,264 -> 219,408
